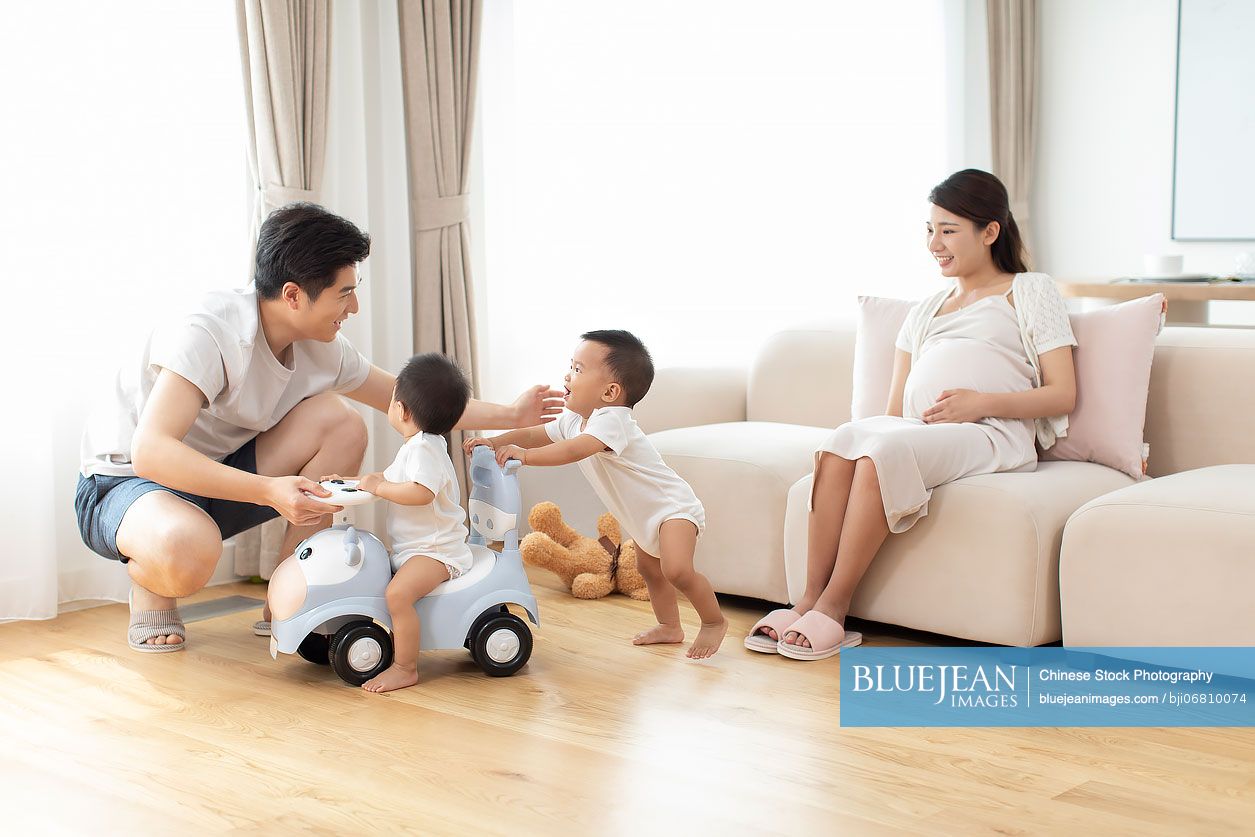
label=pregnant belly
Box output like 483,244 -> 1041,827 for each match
904,340 -> 1032,420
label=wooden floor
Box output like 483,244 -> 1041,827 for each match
2,573 -> 1253,835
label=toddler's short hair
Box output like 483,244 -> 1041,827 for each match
580,329 -> 654,408
394,353 -> 471,436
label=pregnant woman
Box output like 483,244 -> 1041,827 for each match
747,169 -> 1078,660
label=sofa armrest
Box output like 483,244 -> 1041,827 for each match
632,367 -> 747,435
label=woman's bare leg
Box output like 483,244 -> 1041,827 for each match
784,456 -> 890,648
758,452 -> 857,642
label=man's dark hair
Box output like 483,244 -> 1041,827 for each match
580,329 -> 654,408
253,203 -> 371,300
394,353 -> 472,436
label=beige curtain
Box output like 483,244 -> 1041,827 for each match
234,0 -> 331,578
397,0 -> 482,492
987,0 -> 1038,256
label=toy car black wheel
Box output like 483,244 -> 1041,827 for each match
329,621 -> 393,686
465,606 -> 509,664
471,613 -> 532,677
296,632 -> 332,665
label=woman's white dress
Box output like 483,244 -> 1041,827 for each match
818,289 -> 1039,533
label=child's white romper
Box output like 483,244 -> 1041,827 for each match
546,407 -> 705,556
384,432 -> 474,577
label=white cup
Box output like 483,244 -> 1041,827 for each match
1235,252 -> 1255,278
1143,254 -> 1184,277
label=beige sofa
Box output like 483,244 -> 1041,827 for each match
1059,328 -> 1255,647
519,323 -> 1255,647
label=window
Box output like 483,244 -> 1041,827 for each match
478,0 -> 958,401
0,1 -> 246,615
4,1 -> 247,378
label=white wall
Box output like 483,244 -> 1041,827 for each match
1034,0 -> 1255,325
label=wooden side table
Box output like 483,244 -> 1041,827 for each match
1056,278 -> 1255,326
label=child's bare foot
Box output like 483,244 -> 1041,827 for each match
362,664 -> 419,693
632,623 -> 685,646
687,619 -> 728,659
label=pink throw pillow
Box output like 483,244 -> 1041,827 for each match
1042,294 -> 1165,479
851,296 -> 915,420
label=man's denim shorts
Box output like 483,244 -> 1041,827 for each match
74,439 -> 280,563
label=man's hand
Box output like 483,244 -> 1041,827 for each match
495,444 -> 527,467
923,389 -> 990,424
266,476 -> 341,525
357,472 -> 385,494
463,437 -> 495,456
512,384 -> 565,427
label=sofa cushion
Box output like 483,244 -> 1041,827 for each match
1060,464 -> 1255,646
1143,328 -> 1255,476
851,296 -> 914,420
784,460 -> 1134,646
747,326 -> 855,428
651,421 -> 832,602
1042,294 -> 1164,479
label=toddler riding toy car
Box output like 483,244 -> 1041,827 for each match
267,446 -> 540,685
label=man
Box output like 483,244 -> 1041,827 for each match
75,203 -> 560,652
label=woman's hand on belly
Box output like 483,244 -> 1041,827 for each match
922,389 -> 990,424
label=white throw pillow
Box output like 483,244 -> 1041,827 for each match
1041,294 -> 1166,479
851,296 -> 914,420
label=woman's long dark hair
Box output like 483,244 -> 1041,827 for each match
928,169 -> 1028,274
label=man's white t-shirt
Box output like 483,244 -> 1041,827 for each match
383,432 -> 473,574
545,406 -> 705,556
80,287 -> 370,478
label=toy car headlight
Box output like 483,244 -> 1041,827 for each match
267,554 -> 308,623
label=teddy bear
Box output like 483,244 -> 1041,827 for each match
520,502 -> 650,601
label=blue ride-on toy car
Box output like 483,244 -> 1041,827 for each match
267,446 -> 540,685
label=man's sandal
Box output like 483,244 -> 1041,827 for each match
127,590 -> 186,653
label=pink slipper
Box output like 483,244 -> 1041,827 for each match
776,611 -> 862,661
744,608 -> 802,653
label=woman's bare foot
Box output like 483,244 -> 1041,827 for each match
131,585 -> 183,647
362,663 -> 419,693
687,619 -> 728,659
758,602 -> 818,642
632,623 -> 685,646
782,604 -> 844,648
755,606 -> 809,642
